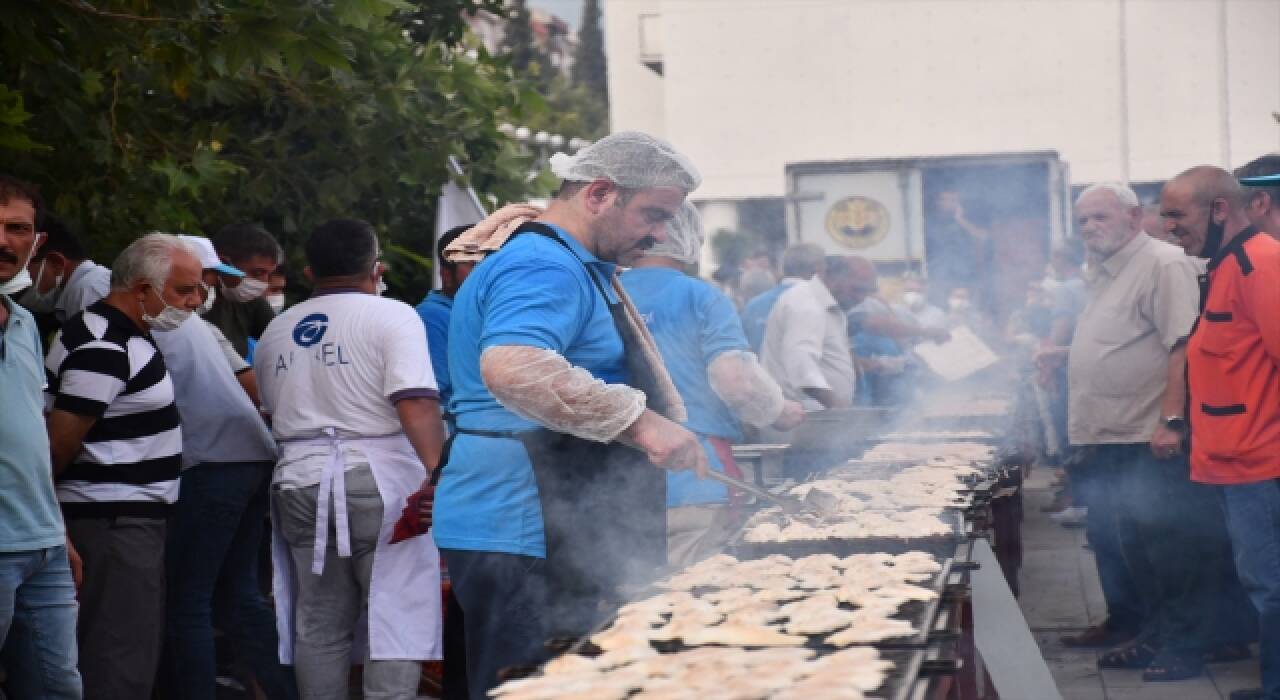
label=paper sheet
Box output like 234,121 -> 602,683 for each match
912,326 -> 999,382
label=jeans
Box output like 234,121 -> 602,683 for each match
1115,448 -> 1249,656
66,515 -> 166,700
165,462 -> 297,700
440,549 -> 549,700
0,545 -> 81,699
1220,480 -> 1280,698
1073,448 -> 1147,632
666,505 -> 737,570
274,465 -> 421,700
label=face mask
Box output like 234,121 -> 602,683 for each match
141,288 -> 192,331
0,243 -> 38,296
372,257 -> 386,296
902,291 -> 924,309
196,285 -> 216,315
949,298 -> 970,312
221,276 -> 268,303
1201,204 -> 1226,259
18,259 -> 62,313
267,293 -> 285,314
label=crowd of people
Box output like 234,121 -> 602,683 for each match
1,131 -> 1279,700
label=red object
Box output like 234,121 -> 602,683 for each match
708,437 -> 748,506
389,484 -> 434,544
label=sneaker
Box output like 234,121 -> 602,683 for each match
1050,506 -> 1088,527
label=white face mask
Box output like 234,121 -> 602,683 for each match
221,276 -> 268,303
196,285 -> 216,315
0,243 -> 39,296
18,259 -> 62,313
372,256 -> 386,296
141,288 -> 192,331
267,293 -> 285,314
901,291 -> 924,310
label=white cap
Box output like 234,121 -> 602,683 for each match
177,234 -> 244,276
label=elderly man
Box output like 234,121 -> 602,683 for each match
622,203 -> 805,567
46,233 -> 202,699
762,255 -> 873,410
740,243 -> 825,352
1164,166 -> 1280,700
1059,183 -> 1244,681
0,176 -> 81,698
255,219 -> 445,700
433,132 -> 707,698
205,223 -> 282,357
157,235 -> 296,700
17,212 -> 111,326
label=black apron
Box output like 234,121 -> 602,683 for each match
459,222 -> 668,637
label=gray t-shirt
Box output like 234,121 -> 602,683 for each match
154,316 -> 276,468
56,260 -> 112,323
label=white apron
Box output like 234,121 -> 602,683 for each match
271,430 -> 442,663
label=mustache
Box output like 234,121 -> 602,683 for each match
635,236 -> 658,250
0,249 -> 17,264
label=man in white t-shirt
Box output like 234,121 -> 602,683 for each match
254,219 -> 445,700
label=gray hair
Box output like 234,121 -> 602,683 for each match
781,243 -> 826,278
1076,182 -> 1140,209
110,232 -> 197,291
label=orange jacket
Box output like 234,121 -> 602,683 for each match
1187,228 -> 1280,484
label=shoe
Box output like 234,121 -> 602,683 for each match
1060,622 -> 1137,648
1228,690 -> 1264,700
1142,651 -> 1203,682
1098,641 -> 1160,669
1051,506 -> 1088,527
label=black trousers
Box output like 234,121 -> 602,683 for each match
440,549 -> 549,700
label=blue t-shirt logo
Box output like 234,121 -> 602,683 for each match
293,313 -> 329,347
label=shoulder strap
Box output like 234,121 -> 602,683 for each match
508,222 -> 614,303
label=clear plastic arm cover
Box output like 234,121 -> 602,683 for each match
480,345 -> 647,443
707,350 -> 785,428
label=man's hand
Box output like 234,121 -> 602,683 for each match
65,537 -> 83,592
924,327 -> 951,344
1150,425 -> 1183,460
771,401 -> 805,431
621,411 -> 709,478
1033,345 -> 1069,371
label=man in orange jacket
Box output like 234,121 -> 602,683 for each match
1164,166 -> 1280,700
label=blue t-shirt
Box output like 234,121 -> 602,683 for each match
415,290 -> 454,406
740,282 -> 790,352
0,297 -> 65,551
622,267 -> 747,507
434,224 -> 627,558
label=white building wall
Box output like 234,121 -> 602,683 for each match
605,0 -> 1280,200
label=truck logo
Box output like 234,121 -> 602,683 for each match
825,196 -> 890,249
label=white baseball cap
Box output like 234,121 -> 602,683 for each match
177,234 -> 244,277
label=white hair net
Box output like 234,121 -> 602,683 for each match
643,201 -> 703,266
548,131 -> 702,192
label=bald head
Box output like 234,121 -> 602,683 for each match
1161,165 -> 1252,258
823,255 -> 878,309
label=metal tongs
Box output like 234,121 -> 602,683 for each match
706,470 -> 831,516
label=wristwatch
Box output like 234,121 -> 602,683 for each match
1162,416 -> 1187,432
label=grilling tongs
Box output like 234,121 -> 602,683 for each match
705,470 -> 830,516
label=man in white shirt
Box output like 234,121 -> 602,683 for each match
17,212 -> 111,324
254,219 -> 445,700
762,255 -> 873,409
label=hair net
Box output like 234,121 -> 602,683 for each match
548,131 -> 702,192
643,201 -> 703,265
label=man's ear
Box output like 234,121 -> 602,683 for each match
581,179 -> 618,215
303,266 -> 314,284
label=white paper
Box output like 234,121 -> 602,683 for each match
912,326 -> 999,382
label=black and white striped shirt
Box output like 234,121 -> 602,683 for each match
46,301 -> 182,517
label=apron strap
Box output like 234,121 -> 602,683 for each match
312,427 -> 353,575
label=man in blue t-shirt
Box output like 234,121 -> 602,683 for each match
433,132 -> 708,698
740,243 -> 826,352
622,203 -> 804,567
0,175 -> 82,698
415,224 -> 477,410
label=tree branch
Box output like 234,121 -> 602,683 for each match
58,0 -> 204,24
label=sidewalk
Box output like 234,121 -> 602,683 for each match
1019,469 -> 1260,700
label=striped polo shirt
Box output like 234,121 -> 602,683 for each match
46,300 -> 182,517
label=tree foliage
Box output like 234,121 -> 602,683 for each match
0,0 -> 544,302
572,0 -> 607,110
